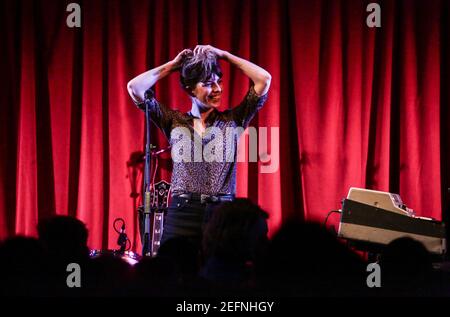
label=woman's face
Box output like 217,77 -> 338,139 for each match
191,73 -> 223,109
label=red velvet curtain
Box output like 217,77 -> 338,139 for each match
1,0 -> 449,252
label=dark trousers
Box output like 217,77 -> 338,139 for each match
160,195 -> 219,249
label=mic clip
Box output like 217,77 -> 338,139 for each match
144,88 -> 154,100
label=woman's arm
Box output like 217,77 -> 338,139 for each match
127,49 -> 191,104
193,45 -> 272,96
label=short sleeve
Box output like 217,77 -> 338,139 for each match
231,86 -> 268,128
132,98 -> 146,110
131,96 -> 174,139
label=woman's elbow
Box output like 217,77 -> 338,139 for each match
259,72 -> 271,88
254,74 -> 271,96
127,80 -> 136,97
264,73 -> 272,86
261,73 -> 272,90
127,80 -> 144,104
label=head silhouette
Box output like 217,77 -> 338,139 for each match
37,216 -> 89,263
202,198 -> 269,264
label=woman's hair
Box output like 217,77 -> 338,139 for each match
179,50 -> 223,94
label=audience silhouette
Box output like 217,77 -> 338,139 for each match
378,237 -> 438,296
199,198 -> 269,295
260,220 -> 367,296
1,209 -> 449,297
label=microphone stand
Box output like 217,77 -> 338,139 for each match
142,89 -> 155,257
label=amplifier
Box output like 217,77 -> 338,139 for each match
337,188 -> 446,255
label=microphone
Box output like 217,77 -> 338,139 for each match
143,88 -> 158,112
144,88 -> 154,100
133,88 -> 154,112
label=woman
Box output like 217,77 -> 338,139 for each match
127,45 -> 271,249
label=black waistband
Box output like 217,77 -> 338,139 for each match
172,192 -> 235,203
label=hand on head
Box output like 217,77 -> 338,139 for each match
171,49 -> 193,71
172,45 -> 226,72
193,45 -> 226,58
